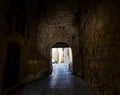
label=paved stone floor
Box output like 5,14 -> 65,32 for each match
9,64 -> 94,95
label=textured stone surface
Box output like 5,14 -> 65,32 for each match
36,0 -> 82,77
37,0 -> 78,57
78,0 -> 120,95
0,0 -> 120,95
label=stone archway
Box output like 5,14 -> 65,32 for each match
50,42 -> 73,71
2,43 -> 21,90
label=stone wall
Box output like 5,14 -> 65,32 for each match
20,0 -> 52,83
36,0 -> 83,75
0,0 -> 35,94
0,0 -> 120,95
78,0 -> 120,95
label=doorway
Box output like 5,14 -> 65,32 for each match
51,48 -> 72,64
3,43 -> 21,90
51,47 -> 73,75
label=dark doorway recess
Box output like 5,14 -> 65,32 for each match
3,43 -> 21,90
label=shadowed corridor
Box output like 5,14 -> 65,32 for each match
0,0 -> 120,95
9,64 -> 94,95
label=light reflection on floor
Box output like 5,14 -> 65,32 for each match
7,63 -> 94,95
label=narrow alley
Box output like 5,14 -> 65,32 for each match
0,0 -> 120,95
10,64 -> 94,95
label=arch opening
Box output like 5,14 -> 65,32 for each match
51,48 -> 72,64
50,42 -> 73,72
